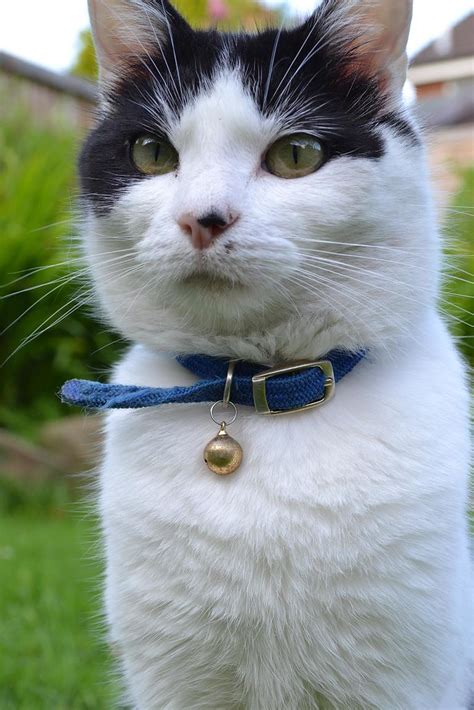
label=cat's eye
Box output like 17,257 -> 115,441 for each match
264,134 -> 325,179
131,135 -> 179,176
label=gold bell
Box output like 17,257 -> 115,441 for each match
204,422 -> 243,476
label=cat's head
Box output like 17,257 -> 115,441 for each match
80,0 -> 438,363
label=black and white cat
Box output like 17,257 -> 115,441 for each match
79,0 -> 472,707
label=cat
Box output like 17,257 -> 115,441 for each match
78,0 -> 473,707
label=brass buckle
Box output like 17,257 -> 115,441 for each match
252,360 -> 336,416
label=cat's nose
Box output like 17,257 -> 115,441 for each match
178,211 -> 238,250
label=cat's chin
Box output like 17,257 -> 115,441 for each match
179,272 -> 244,293
165,268 -> 285,332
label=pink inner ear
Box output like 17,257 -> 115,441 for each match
339,48 -> 396,101
89,0 -> 167,83
336,2 -> 411,96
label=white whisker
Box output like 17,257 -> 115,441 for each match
159,0 -> 183,99
263,24 -> 283,110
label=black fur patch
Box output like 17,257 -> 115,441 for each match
79,27 -> 222,211
80,0 -> 418,213
380,112 -> 420,143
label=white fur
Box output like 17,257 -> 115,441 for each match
83,16 -> 472,710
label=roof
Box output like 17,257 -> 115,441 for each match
0,51 -> 98,103
412,12 -> 474,66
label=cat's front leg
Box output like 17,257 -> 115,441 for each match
106,582 -> 244,709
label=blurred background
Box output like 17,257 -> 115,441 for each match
0,0 -> 472,707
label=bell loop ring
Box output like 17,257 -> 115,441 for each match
223,359 -> 239,408
210,400 -> 238,427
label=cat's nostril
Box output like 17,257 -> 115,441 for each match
197,212 -> 228,230
181,223 -> 193,236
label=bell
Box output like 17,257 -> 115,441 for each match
204,423 -> 243,476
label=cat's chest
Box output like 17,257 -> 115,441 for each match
100,340 -> 464,547
99,342 -> 468,633
101,388 -> 409,544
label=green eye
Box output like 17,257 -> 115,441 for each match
265,133 -> 325,179
131,135 -> 179,175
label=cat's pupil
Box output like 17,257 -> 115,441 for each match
154,144 -> 161,162
292,145 -> 299,165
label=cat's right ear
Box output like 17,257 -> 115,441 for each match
308,0 -> 413,99
88,0 -> 189,88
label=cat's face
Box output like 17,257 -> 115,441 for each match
81,0 -> 438,362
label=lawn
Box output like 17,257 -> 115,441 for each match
0,512 -> 119,709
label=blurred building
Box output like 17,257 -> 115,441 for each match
0,51 -> 97,131
409,12 -> 474,197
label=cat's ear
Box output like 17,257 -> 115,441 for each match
88,0 -> 189,87
314,0 -> 413,96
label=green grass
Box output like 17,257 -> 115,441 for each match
0,512 -> 118,709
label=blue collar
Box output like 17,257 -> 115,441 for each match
61,350 -> 365,416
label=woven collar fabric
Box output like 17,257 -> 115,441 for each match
60,350 -> 365,413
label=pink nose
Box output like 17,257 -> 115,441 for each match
178,211 -> 238,250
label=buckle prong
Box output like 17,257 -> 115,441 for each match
252,360 -> 335,416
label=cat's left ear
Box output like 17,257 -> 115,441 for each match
88,0 -> 190,88
314,0 -> 413,97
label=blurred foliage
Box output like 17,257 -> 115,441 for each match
442,167 -> 474,367
175,0 -> 282,29
70,29 -> 98,82
0,103 -> 122,437
0,475 -> 71,518
70,0 -> 282,80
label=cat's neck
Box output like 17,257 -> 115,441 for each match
135,308 -> 435,365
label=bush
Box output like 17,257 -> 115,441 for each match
0,105 -> 121,437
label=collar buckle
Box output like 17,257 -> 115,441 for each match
252,360 -> 336,416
